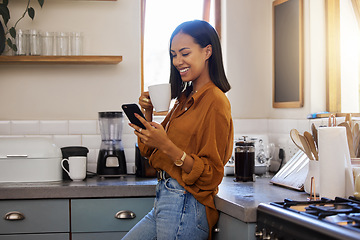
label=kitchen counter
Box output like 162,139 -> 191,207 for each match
0,175 -> 309,223
215,176 -> 309,222
0,176 -> 157,199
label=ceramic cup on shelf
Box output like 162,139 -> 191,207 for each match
61,156 -> 87,181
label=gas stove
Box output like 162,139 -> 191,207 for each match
256,197 -> 360,240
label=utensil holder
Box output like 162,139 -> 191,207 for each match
304,160 -> 320,196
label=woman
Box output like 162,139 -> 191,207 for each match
123,20 -> 233,240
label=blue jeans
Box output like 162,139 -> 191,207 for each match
122,178 -> 209,240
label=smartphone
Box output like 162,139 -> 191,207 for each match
122,104 -> 146,129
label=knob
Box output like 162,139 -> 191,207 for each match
115,210 -> 136,219
255,230 -> 263,239
4,211 -> 25,221
213,227 -> 220,233
263,232 -> 271,240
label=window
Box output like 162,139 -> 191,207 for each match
340,0 -> 360,112
326,0 -> 360,113
141,0 -> 221,93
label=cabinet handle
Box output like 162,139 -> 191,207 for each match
115,210 -> 136,219
6,155 -> 28,158
4,211 -> 25,221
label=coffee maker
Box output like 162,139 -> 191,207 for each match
97,112 -> 127,176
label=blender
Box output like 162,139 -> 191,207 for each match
97,112 -> 127,176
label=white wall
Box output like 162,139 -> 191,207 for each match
223,0 -> 326,119
0,0 -> 141,120
0,0 -> 329,174
223,0 -> 272,119
0,0 -> 326,121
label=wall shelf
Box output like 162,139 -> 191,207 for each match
0,55 -> 122,65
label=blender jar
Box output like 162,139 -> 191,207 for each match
97,112 -> 127,176
99,111 -> 123,142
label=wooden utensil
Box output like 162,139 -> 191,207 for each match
299,134 -> 314,160
290,129 -> 305,152
328,114 -> 337,127
353,123 -> 359,149
311,123 -> 318,149
353,123 -> 360,157
346,113 -> 352,129
304,131 -> 318,160
354,132 -> 360,158
338,122 -> 356,158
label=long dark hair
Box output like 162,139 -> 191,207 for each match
169,20 -> 231,99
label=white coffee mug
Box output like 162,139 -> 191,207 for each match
148,83 -> 171,112
61,156 -> 87,181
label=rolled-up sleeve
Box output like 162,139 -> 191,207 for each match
181,154 -> 205,185
181,100 -> 233,188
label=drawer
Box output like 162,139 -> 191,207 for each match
72,232 -> 126,240
0,233 -> 69,240
0,199 -> 69,235
71,197 -> 154,232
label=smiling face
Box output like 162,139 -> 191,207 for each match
170,32 -> 212,91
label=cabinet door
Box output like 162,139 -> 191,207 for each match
0,233 -> 69,240
213,212 -> 256,240
72,232 -> 126,240
71,197 -> 154,232
0,199 -> 69,235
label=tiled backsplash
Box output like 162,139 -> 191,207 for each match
0,117 -> 162,174
0,117 -> 348,174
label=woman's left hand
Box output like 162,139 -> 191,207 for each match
129,113 -> 170,150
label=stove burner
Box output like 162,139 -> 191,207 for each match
306,203 -> 359,218
256,197 -> 360,240
348,213 -> 360,223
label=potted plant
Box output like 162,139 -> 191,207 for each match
0,0 -> 44,54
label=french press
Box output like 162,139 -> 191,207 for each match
234,136 -> 255,182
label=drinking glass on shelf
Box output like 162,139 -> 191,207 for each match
264,143 -> 276,177
15,29 -> 29,56
41,31 -> 55,56
56,32 -> 70,56
70,32 -> 83,55
29,29 -> 41,56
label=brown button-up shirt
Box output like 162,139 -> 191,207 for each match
138,81 -> 234,238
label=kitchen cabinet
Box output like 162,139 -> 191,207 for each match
0,199 -> 69,240
0,56 -> 122,65
213,212 -> 256,240
0,197 -> 153,240
71,197 -> 154,239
